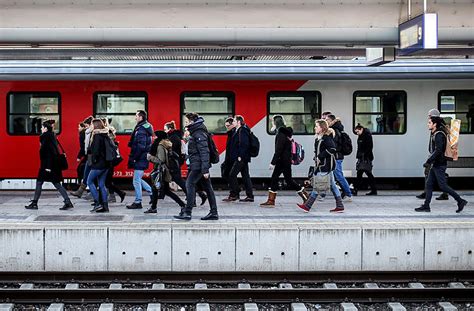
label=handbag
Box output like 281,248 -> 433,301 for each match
307,166 -> 315,179
57,140 -> 69,171
150,167 -> 163,190
356,158 -> 373,172
313,171 -> 331,192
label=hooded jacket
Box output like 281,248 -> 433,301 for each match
356,128 -> 374,161
128,120 -> 153,170
147,139 -> 173,183
314,129 -> 337,173
89,128 -> 110,170
186,117 -> 211,174
271,126 -> 293,166
37,130 -> 63,183
330,119 -> 345,160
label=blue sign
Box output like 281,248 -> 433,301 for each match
399,13 -> 438,55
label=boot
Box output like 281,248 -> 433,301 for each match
415,204 -> 431,212
144,205 -> 157,213
59,199 -> 74,210
297,187 -> 309,203
90,200 -> 100,212
95,202 -> 109,213
416,192 -> 426,199
296,194 -> 317,212
25,200 -> 38,210
70,183 -> 86,198
436,193 -> 449,201
117,190 -> 126,203
260,191 -> 277,207
330,196 -> 345,213
174,212 -> 191,220
201,212 -> 219,220
198,191 -> 208,206
108,192 -> 116,203
456,199 -> 468,213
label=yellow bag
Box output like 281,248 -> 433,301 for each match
445,119 -> 461,161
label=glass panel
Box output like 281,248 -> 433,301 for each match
355,114 -> 405,134
183,97 -> 232,113
355,96 -> 381,113
356,93 -> 405,114
441,113 -> 473,134
9,93 -> 59,114
267,114 -> 315,134
96,114 -> 137,134
269,96 -> 319,114
95,94 -> 146,114
182,114 -> 229,134
9,114 -> 60,134
440,96 -> 456,112
454,92 -> 474,112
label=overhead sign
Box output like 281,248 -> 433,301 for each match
366,47 -> 395,66
399,13 -> 438,54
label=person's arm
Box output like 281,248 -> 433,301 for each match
426,132 -> 445,164
238,128 -> 250,160
271,132 -> 285,165
317,137 -> 336,161
196,133 -> 211,174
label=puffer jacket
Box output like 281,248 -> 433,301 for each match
271,126 -> 293,166
314,129 -> 337,173
89,129 -> 109,170
186,117 -> 211,174
330,119 -> 345,160
356,128 -> 374,161
427,130 -> 448,167
128,120 -> 153,170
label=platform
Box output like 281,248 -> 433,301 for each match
0,190 -> 473,272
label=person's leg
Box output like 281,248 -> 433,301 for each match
171,171 -> 187,195
133,170 -> 144,203
270,164 -> 284,192
423,168 -> 436,207
33,180 -> 44,202
355,169 -> 364,193
82,163 -> 91,185
366,170 -> 377,194
433,166 -> 462,202
53,182 -> 71,202
329,172 -> 344,212
200,176 -> 218,219
87,169 -> 101,202
241,162 -> 254,199
227,161 -> 242,199
141,178 -> 152,197
165,183 -> 186,207
282,164 -> 301,190
183,170 -> 202,215
97,169 -> 109,204
334,160 -> 352,197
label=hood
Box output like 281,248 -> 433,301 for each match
168,129 -> 183,139
93,128 -> 109,135
159,139 -> 173,150
331,119 -> 344,132
278,126 -> 293,138
141,121 -> 154,136
187,116 -> 207,133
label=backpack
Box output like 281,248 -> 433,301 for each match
168,150 -> 181,172
104,137 -> 122,167
290,139 -> 305,165
338,131 -> 353,156
249,131 -> 260,158
207,133 -> 220,164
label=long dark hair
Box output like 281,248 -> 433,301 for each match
150,130 -> 168,155
430,116 -> 448,134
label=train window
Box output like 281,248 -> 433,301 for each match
94,92 -> 147,134
181,91 -> 235,134
267,91 -> 321,135
353,91 -> 407,135
438,90 -> 474,134
7,92 -> 61,135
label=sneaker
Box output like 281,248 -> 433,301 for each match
201,213 -> 219,220
330,207 -> 344,213
456,199 -> 468,213
296,203 -> 310,213
342,196 -> 353,203
174,213 -> 191,220
144,208 -> 157,214
415,205 -> 431,212
436,193 -> 449,201
222,196 -> 239,202
239,197 -> 254,202
126,202 -> 143,209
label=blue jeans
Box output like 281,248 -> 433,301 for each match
334,159 -> 352,197
133,169 -> 152,203
424,165 -> 462,206
87,168 -> 108,203
82,162 -> 91,185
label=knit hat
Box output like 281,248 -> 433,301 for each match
428,109 -> 440,117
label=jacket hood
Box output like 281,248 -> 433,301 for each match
187,117 -> 207,133
331,119 -> 344,132
278,126 -> 293,137
317,128 -> 336,139
93,128 -> 109,135
139,121 -> 154,136
159,139 -> 173,150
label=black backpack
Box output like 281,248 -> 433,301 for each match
168,150 -> 181,172
249,131 -> 260,158
104,137 -> 122,166
338,131 -> 353,156
207,133 -> 220,164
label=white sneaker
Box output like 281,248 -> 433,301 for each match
343,196 -> 353,202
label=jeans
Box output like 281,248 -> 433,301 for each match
424,165 -> 462,206
334,160 -> 352,197
329,171 -> 341,198
151,181 -> 185,208
133,169 -> 152,203
270,163 -> 301,192
87,168 -> 109,203
82,162 -> 91,185
184,170 -> 217,215
228,160 -> 253,198
33,181 -> 70,202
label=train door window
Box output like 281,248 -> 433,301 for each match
181,91 -> 235,134
94,92 -> 147,134
7,92 -> 61,135
353,91 -> 407,135
267,91 -> 321,135
438,90 -> 474,134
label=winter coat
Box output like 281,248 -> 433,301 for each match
228,125 -> 251,163
271,126 -> 293,166
330,119 -> 345,160
224,127 -> 236,164
187,117 -> 211,174
314,130 -> 337,173
427,130 -> 448,167
356,128 -> 374,161
77,129 -> 86,160
128,120 -> 153,170
37,131 -> 63,183
167,129 -> 185,165
147,139 -> 173,182
89,129 -> 109,170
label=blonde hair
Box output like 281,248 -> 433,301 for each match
315,119 -> 329,135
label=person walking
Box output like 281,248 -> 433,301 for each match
223,115 -> 254,202
221,117 -> 236,197
164,120 -> 207,206
353,124 -> 377,196
415,116 -> 468,213
326,114 -> 353,202
126,110 -> 154,210
416,109 -> 449,201
25,120 -> 74,210
297,119 -> 345,212
87,119 -> 110,213
145,130 -> 186,213
174,113 -> 218,221
260,115 -> 307,207
70,116 -> 93,198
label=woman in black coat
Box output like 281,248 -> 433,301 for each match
354,124 -> 377,195
25,120 -> 73,210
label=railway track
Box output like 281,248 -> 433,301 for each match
0,272 -> 473,309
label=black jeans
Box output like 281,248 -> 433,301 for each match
228,160 -> 253,198
184,170 -> 217,215
270,163 -> 301,192
106,167 -> 124,196
356,169 -> 377,191
424,165 -> 462,206
170,170 -> 187,195
33,181 -> 70,202
151,181 -> 185,208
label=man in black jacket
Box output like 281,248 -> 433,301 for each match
223,115 -> 254,202
415,116 -> 467,213
174,113 -> 218,221
221,117 -> 236,187
354,124 -> 377,195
